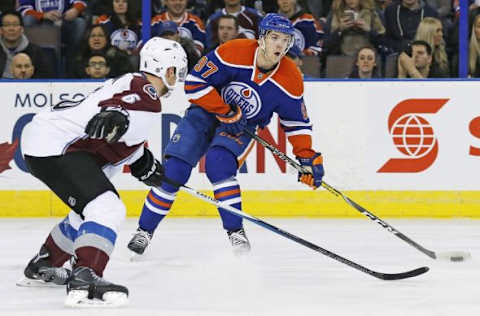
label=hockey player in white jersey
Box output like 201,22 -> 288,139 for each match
17,37 -> 187,307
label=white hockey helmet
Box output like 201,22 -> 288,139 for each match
139,37 -> 188,91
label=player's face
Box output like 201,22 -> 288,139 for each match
88,26 -> 107,50
356,48 -> 376,74
263,31 -> 291,64
113,0 -> 128,15
165,0 -> 187,15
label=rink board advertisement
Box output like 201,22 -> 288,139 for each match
0,80 -> 480,217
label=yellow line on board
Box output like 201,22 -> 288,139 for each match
1,190 -> 480,217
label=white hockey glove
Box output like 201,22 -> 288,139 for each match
85,107 -> 129,143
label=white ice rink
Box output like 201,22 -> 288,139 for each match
1,217 -> 479,316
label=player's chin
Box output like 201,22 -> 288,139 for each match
271,52 -> 282,63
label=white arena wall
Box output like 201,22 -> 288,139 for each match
0,80 -> 479,217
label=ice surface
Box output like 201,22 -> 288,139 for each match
1,218 -> 479,316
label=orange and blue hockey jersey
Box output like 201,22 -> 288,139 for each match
18,0 -> 86,20
151,12 -> 206,54
185,39 -> 316,158
289,10 -> 324,56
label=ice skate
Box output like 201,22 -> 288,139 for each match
65,266 -> 128,308
16,245 -> 71,287
127,228 -> 152,258
227,228 -> 251,255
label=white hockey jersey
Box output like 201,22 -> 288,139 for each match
22,73 -> 162,169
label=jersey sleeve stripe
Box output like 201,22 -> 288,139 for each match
186,74 -> 207,83
185,85 -> 213,99
285,129 -> 313,137
185,83 -> 207,92
280,119 -> 312,127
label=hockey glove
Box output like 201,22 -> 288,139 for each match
297,153 -> 324,189
216,105 -> 247,136
130,148 -> 165,187
85,107 -> 129,143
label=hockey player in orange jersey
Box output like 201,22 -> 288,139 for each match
128,13 -> 324,257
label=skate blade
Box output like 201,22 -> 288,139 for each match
16,277 -> 61,288
129,250 -> 144,262
65,290 -> 129,308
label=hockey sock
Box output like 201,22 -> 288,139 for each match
44,212 -> 82,266
74,192 -> 124,276
206,147 -> 243,231
138,157 -> 192,233
74,221 -> 115,277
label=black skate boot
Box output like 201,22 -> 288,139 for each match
17,245 -> 71,287
65,266 -> 129,307
227,228 -> 251,256
127,228 -> 152,255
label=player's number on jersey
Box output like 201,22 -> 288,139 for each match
194,56 -> 218,78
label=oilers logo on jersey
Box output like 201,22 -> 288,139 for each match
221,82 -> 262,119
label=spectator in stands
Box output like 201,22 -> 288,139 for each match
348,45 -> 380,78
277,0 -> 324,55
384,0 -> 438,53
96,0 -> 141,54
323,0 -> 385,57
17,0 -> 87,74
206,0 -> 263,51
206,14 -> 242,51
10,52 -> 35,79
84,54 -> 110,79
414,17 -> 449,77
152,20 -> 200,71
151,0 -> 206,56
72,24 -> 133,78
0,11 -> 53,78
397,40 -> 433,78
469,14 -> 480,77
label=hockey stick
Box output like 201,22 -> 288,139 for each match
161,178 -> 428,280
243,129 -> 471,262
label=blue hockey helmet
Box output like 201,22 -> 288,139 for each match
259,13 -> 295,38
258,13 -> 295,53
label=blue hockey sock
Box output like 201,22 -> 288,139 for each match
138,157 -> 192,233
206,147 -> 243,231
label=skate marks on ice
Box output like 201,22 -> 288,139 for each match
2,218 -> 480,315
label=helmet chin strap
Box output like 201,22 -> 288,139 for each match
159,70 -> 176,98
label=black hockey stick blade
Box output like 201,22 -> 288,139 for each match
377,266 -> 429,280
174,183 -> 429,281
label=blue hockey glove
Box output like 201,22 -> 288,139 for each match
216,105 -> 247,136
297,153 -> 324,189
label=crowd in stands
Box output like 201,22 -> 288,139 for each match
0,0 -> 478,79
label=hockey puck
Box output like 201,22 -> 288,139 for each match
450,256 -> 464,262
